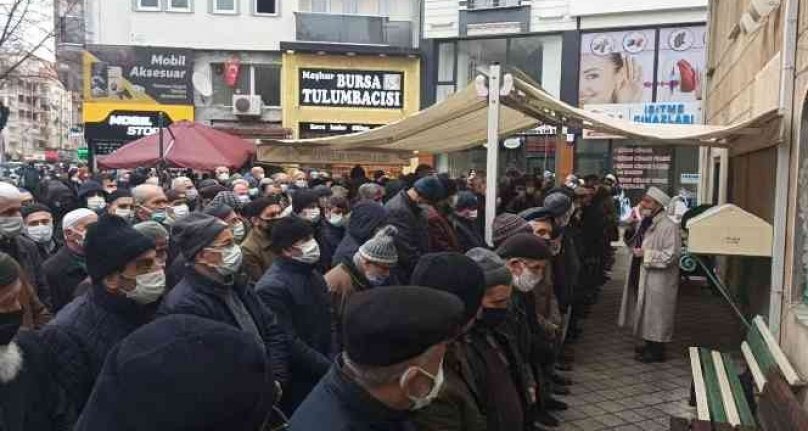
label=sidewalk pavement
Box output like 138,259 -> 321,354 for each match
555,248 -> 744,431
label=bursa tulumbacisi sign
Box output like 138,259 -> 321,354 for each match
299,68 -> 404,109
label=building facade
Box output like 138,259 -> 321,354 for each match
0,57 -> 74,161
421,0 -> 708,201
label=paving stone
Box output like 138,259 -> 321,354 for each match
593,413 -> 627,427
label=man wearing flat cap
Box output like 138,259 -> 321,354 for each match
158,212 -> 290,392
290,285 -> 464,430
618,187 -> 681,363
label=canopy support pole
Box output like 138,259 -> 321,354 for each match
485,64 -> 501,246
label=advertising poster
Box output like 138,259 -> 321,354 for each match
83,45 -> 194,105
612,145 -> 673,203
299,69 -> 404,109
579,29 -> 656,107
656,26 -> 706,103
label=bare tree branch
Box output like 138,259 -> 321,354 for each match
0,0 -> 29,48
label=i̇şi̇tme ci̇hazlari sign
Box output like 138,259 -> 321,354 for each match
299,69 -> 404,109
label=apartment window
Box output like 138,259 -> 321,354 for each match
136,0 -> 161,11
213,0 -> 237,14
468,0 -> 520,10
211,63 -> 281,107
255,0 -> 277,15
168,0 -> 192,12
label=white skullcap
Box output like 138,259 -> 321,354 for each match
645,186 -> 671,207
62,208 -> 97,231
0,182 -> 21,200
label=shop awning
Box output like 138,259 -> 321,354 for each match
258,73 -> 779,158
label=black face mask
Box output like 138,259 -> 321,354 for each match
479,307 -> 509,328
0,310 -> 23,345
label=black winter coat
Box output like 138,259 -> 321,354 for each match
317,221 -> 344,273
0,236 -> 51,310
40,283 -> 152,420
384,190 -> 429,281
157,268 -> 291,385
256,257 -> 333,414
0,330 -> 68,431
449,214 -> 485,252
290,359 -> 417,431
43,247 -> 87,313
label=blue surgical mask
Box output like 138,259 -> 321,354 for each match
150,209 -> 167,224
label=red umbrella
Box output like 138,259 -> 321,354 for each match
98,121 -> 256,171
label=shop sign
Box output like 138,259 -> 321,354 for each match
259,143 -> 411,166
299,69 -> 404,109
84,45 -> 193,105
612,145 -> 672,202
583,102 -> 702,139
300,122 -> 379,136
681,173 -> 701,185
85,110 -> 174,155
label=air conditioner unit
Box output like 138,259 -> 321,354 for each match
232,95 -> 262,116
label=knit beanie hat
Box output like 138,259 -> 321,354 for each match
358,225 -> 398,265
411,252 -> 485,323
0,252 -> 19,287
21,203 -> 51,220
413,176 -> 446,203
466,247 -> 512,288
519,206 -> 555,222
270,216 -> 314,253
454,191 -> 478,211
492,213 -> 532,248
543,192 -> 573,217
171,213 -> 228,260
211,191 -> 243,212
292,190 -> 320,214
85,215 -> 155,282
348,201 -> 388,243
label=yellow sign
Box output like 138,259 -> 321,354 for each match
83,102 -> 194,124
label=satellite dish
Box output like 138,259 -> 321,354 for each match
192,70 -> 213,98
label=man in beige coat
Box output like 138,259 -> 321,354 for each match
618,187 -> 681,363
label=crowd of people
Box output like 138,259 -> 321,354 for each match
0,161 -> 681,430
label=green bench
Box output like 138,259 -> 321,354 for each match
683,316 -> 804,430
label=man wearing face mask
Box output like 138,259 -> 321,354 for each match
241,196 -> 283,284
78,180 -> 107,213
215,166 -> 231,185
290,285 -> 464,430
543,190 -> 581,341
132,184 -> 169,225
318,196 -> 349,272
292,189 -> 322,225
449,191 -> 484,252
43,209 -> 98,313
0,252 -> 68,430
22,203 -> 59,261
410,253 -> 488,431
0,183 -> 53,310
171,176 -> 199,211
257,216 -> 333,414
159,212 -> 291,392
106,189 -> 134,223
203,203 -> 247,244
618,187 -> 680,363
326,225 -> 398,350
164,190 -> 190,225
497,233 -> 567,429
41,215 -> 161,421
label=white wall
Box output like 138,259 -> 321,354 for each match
530,0 -> 576,33
569,0 -> 707,17
423,0 -> 459,39
579,8 -> 708,30
89,0 -> 297,51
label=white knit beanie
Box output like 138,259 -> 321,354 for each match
358,225 -> 398,265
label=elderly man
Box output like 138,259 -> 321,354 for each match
618,187 -> 681,363
42,215 -> 161,421
290,286 -> 464,430
357,183 -> 384,203
132,184 -> 169,224
0,183 -> 51,309
170,176 -> 199,210
22,203 -> 58,261
43,209 -> 98,313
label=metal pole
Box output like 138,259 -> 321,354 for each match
484,64 -> 501,246
158,112 -> 165,165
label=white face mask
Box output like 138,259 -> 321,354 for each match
237,195 -> 251,204
401,361 -> 445,410
124,270 -> 166,304
171,204 -> 190,220
86,196 -> 106,211
185,188 -> 199,201
466,210 -> 478,220
231,221 -> 246,242
295,180 -> 307,189
25,223 -> 53,244
213,244 -> 243,277
302,207 -> 321,223
328,213 -> 344,227
291,238 -> 320,264
0,216 -> 23,238
114,208 -> 133,220
26,223 -> 53,243
514,267 -> 543,293
640,208 -> 654,218
280,184 -> 289,193
217,173 -> 230,182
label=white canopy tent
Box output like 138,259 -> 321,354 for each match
259,66 -> 778,243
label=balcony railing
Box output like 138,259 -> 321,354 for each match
296,12 -> 414,48
468,0 -> 521,10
